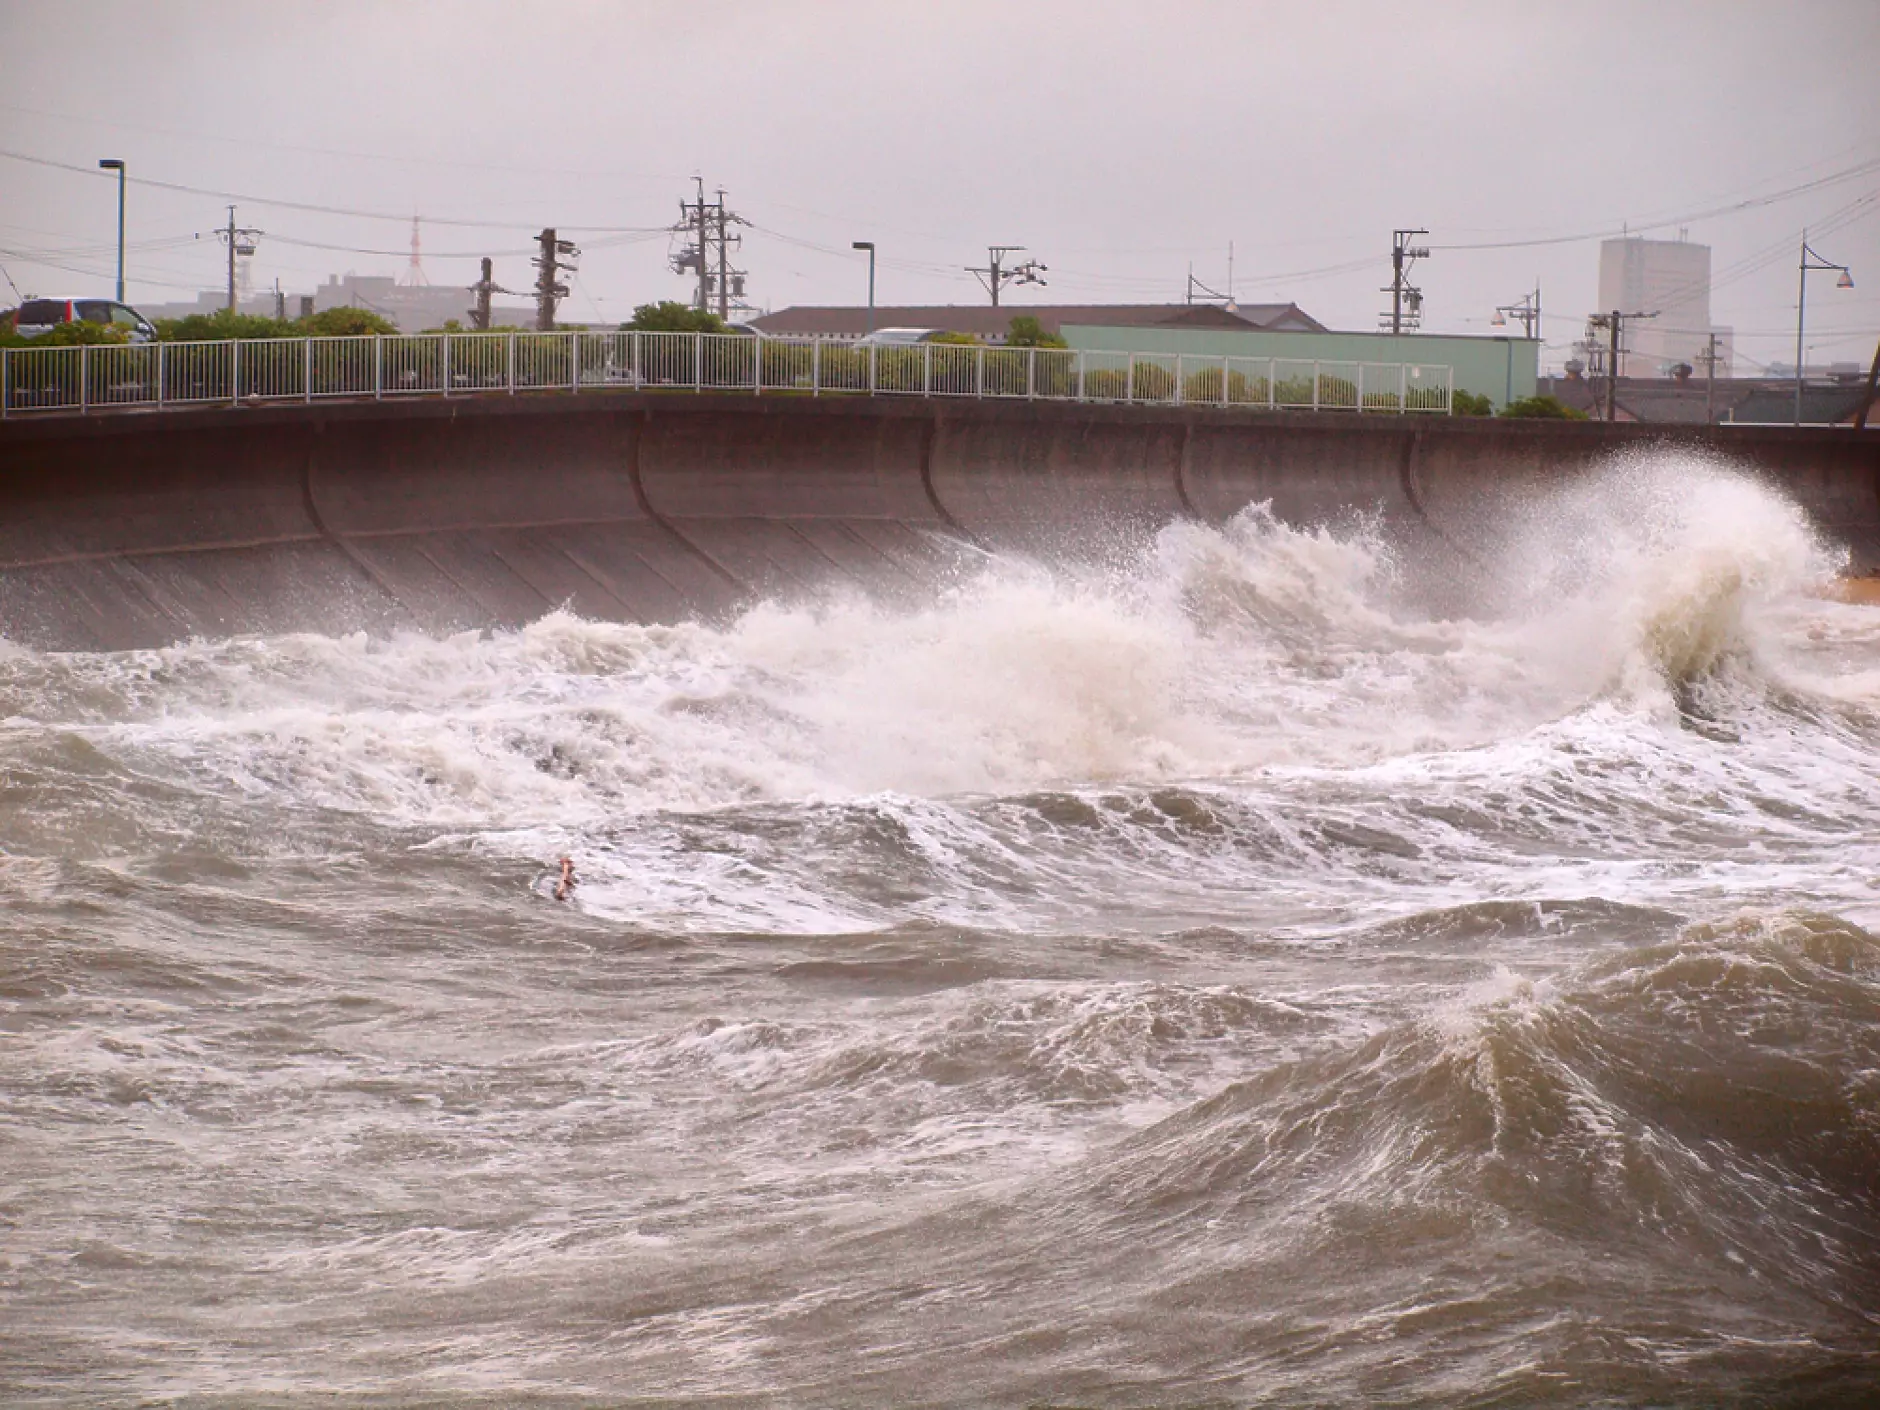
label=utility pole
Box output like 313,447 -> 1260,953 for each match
1587,308 -> 1657,422
967,245 -> 1047,307
1700,332 -> 1722,423
695,179 -> 709,311
469,257 -> 513,331
1381,228 -> 1429,334
218,206 -> 261,315
533,229 -> 576,331
1492,283 -> 1542,340
671,179 -> 748,318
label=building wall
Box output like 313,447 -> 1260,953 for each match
1058,325 -> 1539,407
1596,238 -> 1727,375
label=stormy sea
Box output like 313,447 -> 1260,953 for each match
3,452 -> 1877,1408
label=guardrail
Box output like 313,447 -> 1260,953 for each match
0,331 -> 1455,419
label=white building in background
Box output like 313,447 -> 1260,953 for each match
1596,236 -> 1732,377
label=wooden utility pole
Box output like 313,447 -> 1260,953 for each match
470,257 -> 495,331
533,230 -> 575,330
1702,332 -> 1721,423
1590,309 -> 1656,422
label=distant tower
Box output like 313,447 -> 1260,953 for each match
402,216 -> 429,287
1596,236 -> 1728,375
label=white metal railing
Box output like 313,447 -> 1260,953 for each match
0,331 -> 1454,418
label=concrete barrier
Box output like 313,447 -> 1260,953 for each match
1,393 -> 1873,650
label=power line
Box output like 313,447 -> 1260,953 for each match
1430,156 -> 1880,253
0,147 -> 671,233
0,100 -> 693,186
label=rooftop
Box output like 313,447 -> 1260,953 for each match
749,302 -> 1325,341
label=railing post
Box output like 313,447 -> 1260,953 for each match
1175,353 -> 1184,405
1027,346 -> 1036,400
1399,364 -> 1407,414
1076,349 -> 1086,401
1444,366 -> 1453,414
753,335 -> 762,396
1,346 -> 8,420
1221,357 -> 1229,406
1312,360 -> 1320,412
443,334 -> 452,398
975,344 -> 985,398
1127,352 -> 1135,404
374,335 -> 383,399
631,330 -> 641,390
158,341 -> 166,409
923,342 -> 932,396
570,331 -> 579,394
812,338 -> 821,397
229,340 -> 239,408
304,338 -> 313,403
694,331 -> 702,393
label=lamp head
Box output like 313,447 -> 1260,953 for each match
852,241 -> 874,252
98,158 -> 124,171
1490,311 -> 1506,327
1836,269 -> 1854,290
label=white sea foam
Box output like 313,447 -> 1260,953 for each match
2,454 -> 1874,933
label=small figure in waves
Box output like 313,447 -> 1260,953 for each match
554,856 -> 577,902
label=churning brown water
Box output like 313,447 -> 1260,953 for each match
3,453 -> 1878,1407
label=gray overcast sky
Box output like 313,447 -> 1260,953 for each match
2,0 -> 1876,370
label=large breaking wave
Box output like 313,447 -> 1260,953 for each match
3,450 -> 1878,1405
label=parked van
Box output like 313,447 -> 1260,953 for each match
12,297 -> 158,343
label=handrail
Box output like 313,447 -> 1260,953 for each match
0,330 -> 1456,419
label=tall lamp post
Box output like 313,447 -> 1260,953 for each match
852,241 -> 875,333
1795,234 -> 1853,425
98,158 -> 126,302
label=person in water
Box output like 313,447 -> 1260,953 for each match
554,856 -> 576,901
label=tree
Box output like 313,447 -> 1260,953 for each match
1499,394 -> 1588,420
625,301 -> 727,334
1451,389 -> 1494,416
155,309 -> 297,342
1004,315 -> 1066,349
303,307 -> 396,338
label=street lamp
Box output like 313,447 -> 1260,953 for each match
98,158 -> 126,302
1795,233 -> 1853,425
852,241 -> 875,333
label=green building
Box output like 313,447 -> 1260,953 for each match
1059,323 -> 1539,410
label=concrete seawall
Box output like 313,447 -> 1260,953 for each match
1,393 -> 1875,650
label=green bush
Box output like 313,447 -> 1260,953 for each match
155,309 -> 297,342
1005,315 -> 1066,350
0,317 -> 131,348
304,307 -> 396,338
626,301 -> 727,334
1451,389 -> 1495,416
1499,394 -> 1587,420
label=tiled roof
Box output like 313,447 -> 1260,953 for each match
748,302 -> 1325,340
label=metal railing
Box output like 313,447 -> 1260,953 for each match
0,331 -> 1454,418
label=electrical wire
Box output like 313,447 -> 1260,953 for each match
0,147 -> 673,234
1430,154 -> 1880,252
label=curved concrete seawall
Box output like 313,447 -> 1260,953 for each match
1,393 -> 1875,650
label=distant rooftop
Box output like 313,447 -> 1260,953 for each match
750,302 -> 1325,341
1536,373 -> 1876,426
